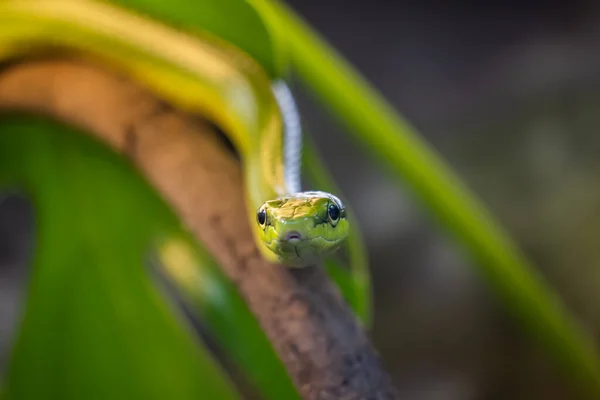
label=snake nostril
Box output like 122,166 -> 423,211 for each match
283,231 -> 302,241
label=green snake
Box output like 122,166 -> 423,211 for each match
0,0 -> 349,267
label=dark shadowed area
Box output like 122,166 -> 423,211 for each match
2,0 -> 600,398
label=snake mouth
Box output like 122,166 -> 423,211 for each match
264,231 -> 342,246
282,231 -> 303,242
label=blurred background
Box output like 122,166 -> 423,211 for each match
3,0 -> 600,398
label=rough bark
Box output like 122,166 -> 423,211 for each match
0,58 -> 399,400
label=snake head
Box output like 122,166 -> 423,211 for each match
256,191 -> 349,267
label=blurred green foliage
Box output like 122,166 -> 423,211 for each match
0,116 -> 242,399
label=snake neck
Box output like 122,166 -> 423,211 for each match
271,79 -> 303,195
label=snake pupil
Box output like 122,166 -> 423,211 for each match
257,208 -> 267,227
328,203 -> 340,222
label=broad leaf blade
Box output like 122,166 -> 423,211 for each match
0,115 -> 241,400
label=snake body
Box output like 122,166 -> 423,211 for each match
0,0 -> 349,266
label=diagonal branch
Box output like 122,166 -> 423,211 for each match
0,58 -> 399,400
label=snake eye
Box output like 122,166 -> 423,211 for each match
328,203 -> 340,226
257,207 -> 267,229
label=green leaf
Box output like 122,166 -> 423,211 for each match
251,0 -> 600,397
104,0 -> 284,77
0,115 -> 272,399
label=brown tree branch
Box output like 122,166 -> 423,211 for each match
0,58 -> 399,400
